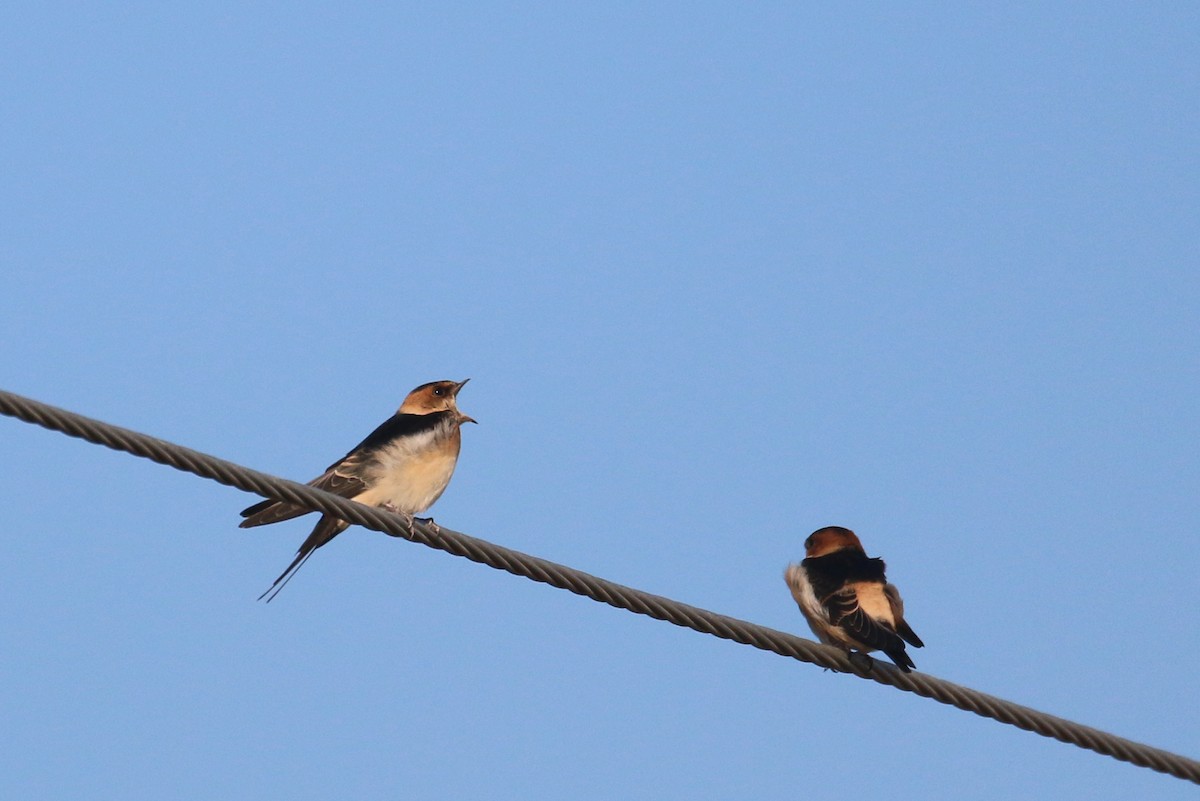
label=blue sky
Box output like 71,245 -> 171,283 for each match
1,3 -> 1197,798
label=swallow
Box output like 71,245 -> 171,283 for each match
784,526 -> 924,672
240,379 -> 476,601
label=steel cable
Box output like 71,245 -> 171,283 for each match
1,387 -> 1196,785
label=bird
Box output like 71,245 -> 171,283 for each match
240,379 -> 476,601
784,526 -> 924,672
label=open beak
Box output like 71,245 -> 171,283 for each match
453,379 -> 476,423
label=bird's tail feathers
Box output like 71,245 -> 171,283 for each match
258,548 -> 315,603
884,647 -> 916,672
896,619 -> 924,649
256,516 -> 348,602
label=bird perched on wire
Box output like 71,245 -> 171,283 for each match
240,379 -> 476,601
784,526 -> 924,672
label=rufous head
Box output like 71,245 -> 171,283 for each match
803,526 -> 865,558
399,379 -> 477,424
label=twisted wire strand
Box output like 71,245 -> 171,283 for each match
1,387 -> 1197,785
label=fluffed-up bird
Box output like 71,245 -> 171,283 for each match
241,379 -> 476,601
784,526 -> 924,672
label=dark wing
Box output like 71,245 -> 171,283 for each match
802,552 -> 887,593
824,585 -> 916,672
884,583 -> 924,648
347,410 -> 451,453
239,458 -> 370,528
239,411 -> 451,527
800,557 -> 849,603
239,410 -> 455,528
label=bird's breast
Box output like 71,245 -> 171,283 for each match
357,425 -> 462,514
785,564 -> 837,642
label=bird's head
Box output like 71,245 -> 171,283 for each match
803,526 -> 865,558
399,379 -> 477,424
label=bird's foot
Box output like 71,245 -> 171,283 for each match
414,516 -> 440,536
848,651 -> 875,673
378,504 -> 418,538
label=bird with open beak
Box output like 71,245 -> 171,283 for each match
240,379 -> 476,601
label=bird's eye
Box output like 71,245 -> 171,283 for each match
432,387 -> 444,396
